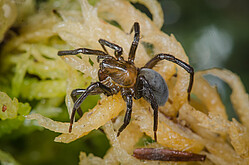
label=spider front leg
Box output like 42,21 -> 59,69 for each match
144,53 -> 194,101
58,48 -> 107,56
98,39 -> 123,61
128,22 -> 140,63
69,82 -> 111,133
58,47 -> 116,63
117,93 -> 133,137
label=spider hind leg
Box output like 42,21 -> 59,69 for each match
134,75 -> 159,142
144,53 -> 194,101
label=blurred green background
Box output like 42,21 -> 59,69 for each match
159,0 -> 249,120
160,0 -> 249,90
0,0 -> 249,164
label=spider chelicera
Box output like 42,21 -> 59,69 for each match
58,22 -> 194,141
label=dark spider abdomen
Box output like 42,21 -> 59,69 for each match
139,68 -> 169,106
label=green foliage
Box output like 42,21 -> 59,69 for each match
20,78 -> 66,100
141,42 -> 155,57
0,92 -> 31,137
87,0 -> 100,6
0,149 -> 20,165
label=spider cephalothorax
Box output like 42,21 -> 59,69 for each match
58,22 -> 194,141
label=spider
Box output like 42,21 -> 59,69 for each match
57,22 -> 194,141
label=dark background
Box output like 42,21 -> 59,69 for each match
159,0 -> 249,120
160,0 -> 249,91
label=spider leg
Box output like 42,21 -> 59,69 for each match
71,87 -> 111,117
117,94 -> 133,137
144,53 -> 194,101
71,89 -> 85,117
135,75 -> 159,142
58,47 -> 115,63
98,39 -> 123,61
69,82 -> 111,133
128,22 -> 140,63
58,48 -> 107,56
